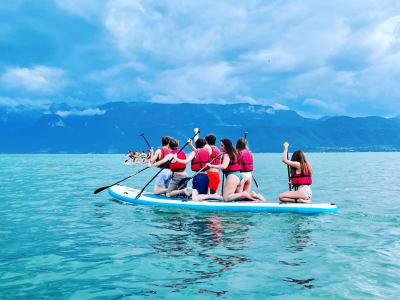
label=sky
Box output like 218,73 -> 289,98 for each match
1,0 -> 400,118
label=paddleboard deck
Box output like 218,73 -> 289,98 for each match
108,185 -> 338,214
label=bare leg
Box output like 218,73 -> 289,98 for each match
223,175 -> 257,201
279,189 -> 309,203
243,175 -> 252,192
192,189 -> 223,201
166,188 -> 190,198
154,185 -> 168,195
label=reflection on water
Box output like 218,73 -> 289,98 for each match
280,215 -> 315,290
147,209 -> 254,295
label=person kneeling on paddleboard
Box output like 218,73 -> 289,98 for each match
174,138 -> 223,201
148,136 -> 173,195
279,142 -> 312,203
236,138 -> 265,201
150,138 -> 191,198
207,139 -> 263,202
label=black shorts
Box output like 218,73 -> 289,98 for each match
192,173 -> 209,194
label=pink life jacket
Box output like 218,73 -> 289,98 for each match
239,150 -> 254,172
191,148 -> 210,171
210,145 -> 221,165
291,165 -> 312,186
169,149 -> 186,172
222,153 -> 241,172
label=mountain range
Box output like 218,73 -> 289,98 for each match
1,101 -> 399,153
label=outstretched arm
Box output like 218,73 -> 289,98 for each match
207,153 -> 229,170
174,151 -> 195,165
149,153 -> 173,167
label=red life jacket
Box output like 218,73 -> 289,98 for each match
159,147 -> 171,160
291,165 -> 312,186
222,153 -> 241,172
191,148 -> 210,171
239,150 -> 253,172
169,149 -> 186,172
210,145 -> 221,165
157,147 -> 171,169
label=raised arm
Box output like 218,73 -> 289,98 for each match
282,142 -> 300,169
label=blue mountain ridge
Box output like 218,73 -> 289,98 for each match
1,101 -> 399,153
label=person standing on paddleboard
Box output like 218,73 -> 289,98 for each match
149,138 -> 190,198
148,136 -> 172,195
207,139 -> 263,202
236,138 -> 265,201
279,142 -> 312,203
174,138 -> 223,201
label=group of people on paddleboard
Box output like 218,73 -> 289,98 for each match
146,129 -> 313,203
126,149 -> 150,164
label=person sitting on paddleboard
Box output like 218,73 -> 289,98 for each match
174,138 -> 223,201
279,142 -> 312,203
236,138 -> 265,201
207,139 -> 262,202
148,136 -> 173,195
150,138 -> 190,198
190,128 -> 222,194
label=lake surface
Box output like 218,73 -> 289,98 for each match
0,153 -> 399,299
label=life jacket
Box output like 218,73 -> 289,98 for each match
239,150 -> 253,172
222,153 -> 241,172
291,165 -> 312,186
191,148 -> 210,171
210,145 -> 221,165
157,147 -> 171,168
140,153 -> 146,158
158,147 -> 171,161
169,149 -> 186,172
134,152 -> 140,158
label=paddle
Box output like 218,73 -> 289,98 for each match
287,151 -> 292,191
135,131 -> 200,200
243,131 -> 259,188
93,166 -> 150,194
140,133 -> 152,149
177,152 -> 224,190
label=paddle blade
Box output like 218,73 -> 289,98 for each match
94,186 -> 109,194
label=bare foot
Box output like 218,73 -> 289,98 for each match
297,198 -> 311,203
251,191 -> 266,202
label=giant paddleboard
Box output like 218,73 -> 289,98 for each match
108,185 -> 338,214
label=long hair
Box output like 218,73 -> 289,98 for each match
236,138 -> 249,152
290,150 -> 312,176
221,138 -> 239,162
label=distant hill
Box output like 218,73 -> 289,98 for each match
1,101 -> 400,153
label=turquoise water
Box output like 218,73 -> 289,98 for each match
1,153 -> 399,299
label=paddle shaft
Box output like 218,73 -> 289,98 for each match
93,166 -> 150,194
287,151 -> 292,191
140,133 -> 152,150
135,131 -> 200,199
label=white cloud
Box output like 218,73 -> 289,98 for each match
1,66 -> 68,94
51,0 -> 400,115
271,103 -> 289,111
55,108 -> 106,117
303,98 -> 346,115
0,97 -> 50,109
